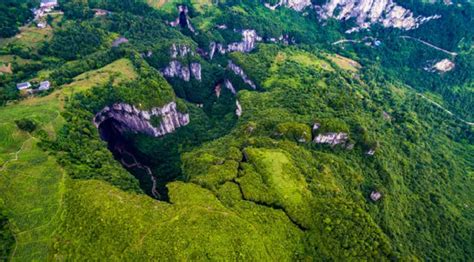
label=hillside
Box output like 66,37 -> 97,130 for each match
0,0 -> 473,260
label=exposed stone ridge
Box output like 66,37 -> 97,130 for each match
94,102 -> 190,137
227,61 -> 257,89
162,61 -> 201,82
316,0 -> 441,30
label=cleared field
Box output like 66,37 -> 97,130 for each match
0,59 -> 137,261
0,25 -> 53,51
324,54 -> 361,72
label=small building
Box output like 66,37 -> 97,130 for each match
38,81 -> 51,91
17,82 -> 32,90
40,0 -> 58,9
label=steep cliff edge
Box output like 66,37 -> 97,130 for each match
93,102 -> 190,137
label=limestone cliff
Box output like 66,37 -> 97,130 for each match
94,102 -> 190,137
317,0 -> 440,30
228,61 -> 257,89
209,29 -> 262,59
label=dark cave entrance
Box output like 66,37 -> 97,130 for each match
178,9 -> 188,28
98,118 -> 170,201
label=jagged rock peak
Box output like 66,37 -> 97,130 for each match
316,0 -> 440,30
227,61 -> 257,89
265,0 -> 312,11
93,102 -> 190,138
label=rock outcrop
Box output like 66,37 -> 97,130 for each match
162,61 -> 201,82
169,5 -> 196,33
228,61 -> 257,89
224,79 -> 236,95
265,0 -> 312,11
236,100 -> 243,117
94,102 -> 190,137
209,29 -> 262,59
170,43 -> 193,58
316,0 -> 440,30
313,132 -> 349,146
432,59 -> 455,72
370,191 -> 382,201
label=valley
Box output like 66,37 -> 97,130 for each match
0,0 -> 472,260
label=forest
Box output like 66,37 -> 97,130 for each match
0,0 -> 472,260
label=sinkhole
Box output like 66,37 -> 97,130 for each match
98,118 -> 172,201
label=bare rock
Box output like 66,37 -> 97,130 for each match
313,132 -> 349,146
94,102 -> 190,137
370,191 -> 382,201
228,61 -> 257,89
236,100 -> 243,117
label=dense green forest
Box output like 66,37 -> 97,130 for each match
0,0 -> 472,260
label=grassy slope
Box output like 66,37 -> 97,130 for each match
53,179 -> 304,260
0,58 -> 137,260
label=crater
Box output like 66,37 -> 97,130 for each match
94,102 -> 190,201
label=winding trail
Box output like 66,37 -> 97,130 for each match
117,147 -> 160,199
400,36 -> 458,57
415,93 -> 474,126
0,135 -> 34,173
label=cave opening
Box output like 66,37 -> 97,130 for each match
98,118 -> 170,201
178,9 -> 188,28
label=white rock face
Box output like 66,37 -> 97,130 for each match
313,132 -> 349,146
209,29 -> 262,59
317,0 -> 440,30
162,61 -> 191,81
224,79 -> 236,95
171,43 -> 192,58
228,61 -> 257,89
265,0 -> 312,11
94,102 -> 190,138
433,59 -> 455,72
162,61 -> 201,82
227,29 -> 262,53
190,62 -> 202,80
236,100 -> 243,117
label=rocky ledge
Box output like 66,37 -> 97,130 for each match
228,61 -> 257,89
93,102 -> 190,137
313,132 -> 349,146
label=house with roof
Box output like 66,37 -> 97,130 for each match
38,81 -> 51,91
17,82 -> 32,90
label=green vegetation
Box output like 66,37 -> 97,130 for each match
14,118 -> 37,132
0,0 -> 472,260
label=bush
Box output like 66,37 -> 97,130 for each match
15,118 -> 37,132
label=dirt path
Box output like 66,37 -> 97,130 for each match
416,93 -> 473,126
400,36 -> 458,57
0,135 -> 34,173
